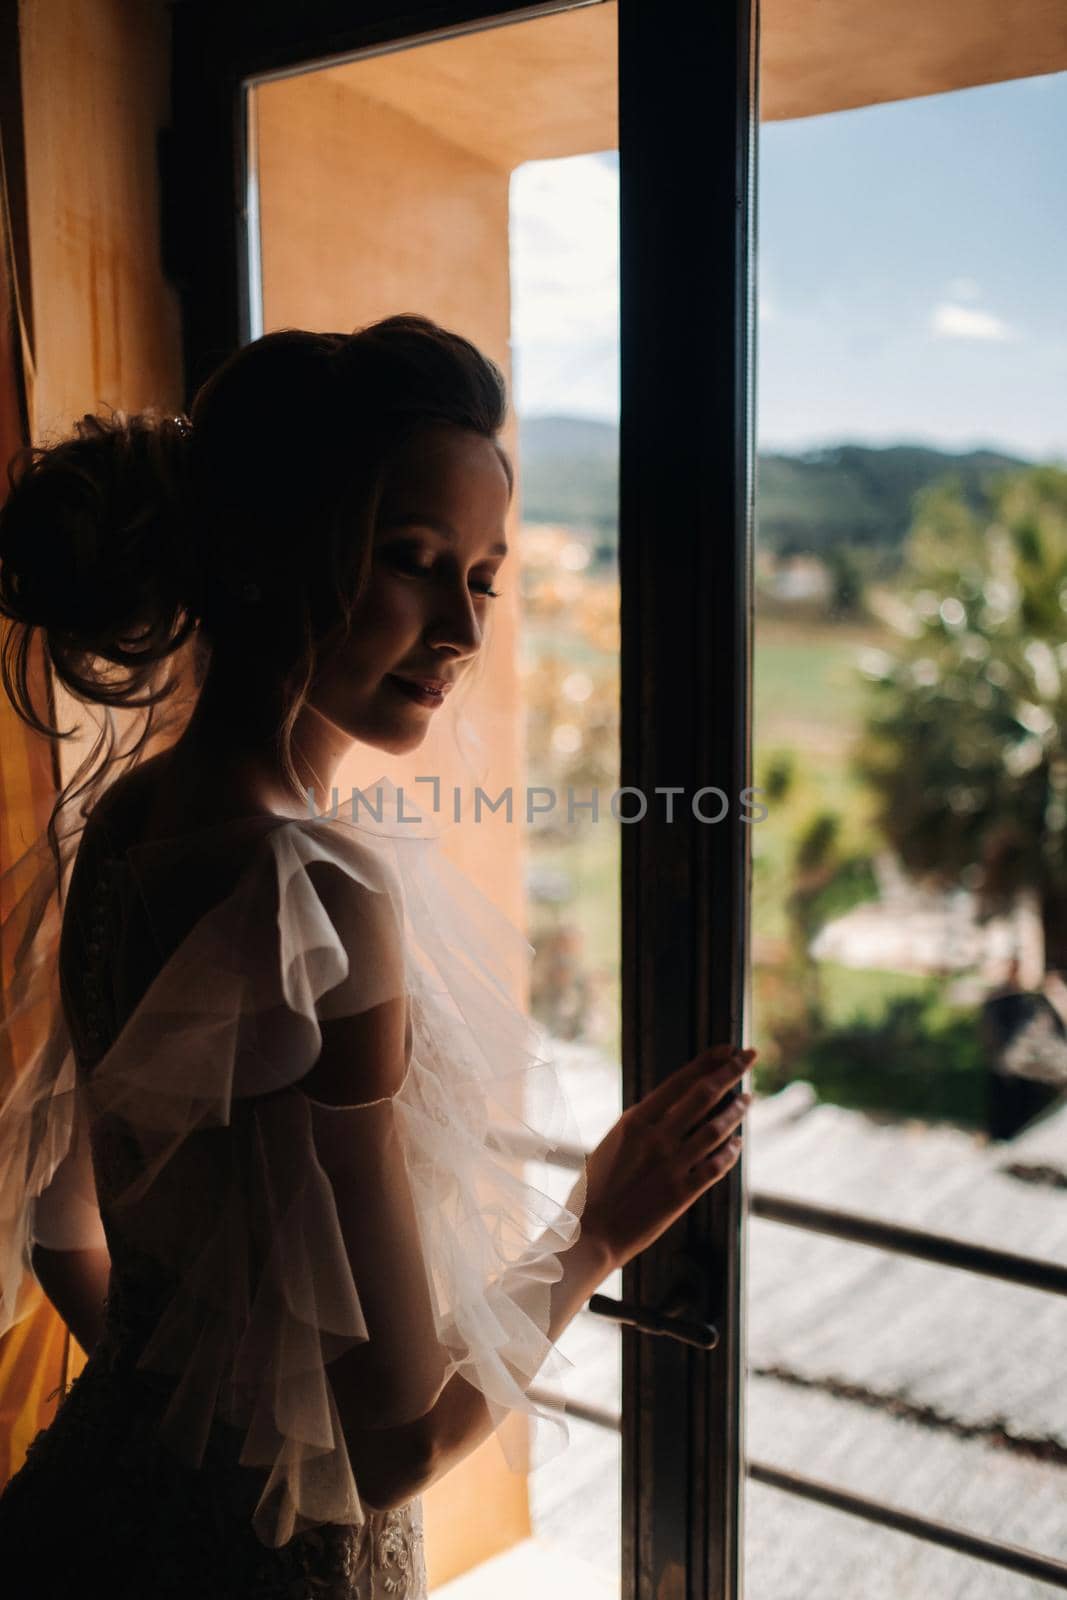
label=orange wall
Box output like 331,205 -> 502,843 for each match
19,0 -> 184,792
762,0 -> 1067,120
20,0 -> 182,433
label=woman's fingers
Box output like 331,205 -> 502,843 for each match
580,1047 -> 758,1271
681,1091 -> 751,1169
661,1053 -> 755,1137
636,1045 -> 756,1127
688,1130 -> 744,1199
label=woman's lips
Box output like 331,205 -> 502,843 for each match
387,675 -> 448,709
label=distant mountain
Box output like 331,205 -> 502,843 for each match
517,415 -> 1030,559
516,415 -> 620,534
756,442 -> 1029,558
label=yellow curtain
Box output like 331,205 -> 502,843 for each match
0,113 -> 79,1489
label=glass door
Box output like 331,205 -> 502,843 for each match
167,4 -> 758,1595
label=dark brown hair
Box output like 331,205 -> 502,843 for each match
0,313 -> 513,864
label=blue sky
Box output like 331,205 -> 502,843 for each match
510,72 -> 1067,462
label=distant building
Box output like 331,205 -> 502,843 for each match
810,860 -> 1044,984
768,553 -> 832,603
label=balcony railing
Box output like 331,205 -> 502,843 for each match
503,1129 -> 1067,1591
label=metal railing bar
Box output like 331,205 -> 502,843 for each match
750,1191 -> 1067,1296
747,1459 -> 1067,1590
526,1384 -> 622,1433
488,1130 -> 586,1169
492,1131 -> 1067,1296
523,1387 -> 1067,1588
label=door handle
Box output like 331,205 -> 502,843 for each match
587,1252 -> 719,1350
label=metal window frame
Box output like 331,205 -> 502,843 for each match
165,0 -> 596,396
617,4 -> 757,1598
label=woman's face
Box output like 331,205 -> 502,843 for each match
309,421 -> 511,755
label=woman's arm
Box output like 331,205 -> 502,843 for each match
342,1221 -> 614,1512
420,1223 -> 614,1493
29,1243 -> 111,1358
303,865 -> 615,1510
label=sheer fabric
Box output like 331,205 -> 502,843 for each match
0,776 -> 587,1564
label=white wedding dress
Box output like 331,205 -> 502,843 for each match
0,776 -> 587,1598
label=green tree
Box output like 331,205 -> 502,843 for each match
823,543 -> 867,620
854,464 -> 1067,971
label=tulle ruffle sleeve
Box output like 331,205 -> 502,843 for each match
0,819 -> 108,1342
2,777 -> 588,1549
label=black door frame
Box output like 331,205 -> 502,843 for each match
165,6 -> 759,1597
617,7 -> 756,1598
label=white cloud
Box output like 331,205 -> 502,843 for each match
509,155 -> 618,346
509,154 -> 619,417
946,276 -> 983,303
930,302 -> 1016,342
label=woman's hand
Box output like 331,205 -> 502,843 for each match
579,1045 -> 755,1274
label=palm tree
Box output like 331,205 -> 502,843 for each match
854,464 -> 1067,972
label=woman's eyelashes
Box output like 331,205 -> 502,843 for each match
380,543 -> 503,599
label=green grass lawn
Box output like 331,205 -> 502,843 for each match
524,609 -> 971,1109
753,616 -> 892,942
813,961 -> 972,1030
755,615 -> 885,738
525,609 -> 906,985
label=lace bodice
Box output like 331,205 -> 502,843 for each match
1,1358 -> 427,1598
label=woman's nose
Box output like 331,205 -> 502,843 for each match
426,582 -> 484,658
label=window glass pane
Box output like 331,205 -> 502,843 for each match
751,67 -> 1067,1595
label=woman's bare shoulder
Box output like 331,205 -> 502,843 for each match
76,754 -> 303,975
90,749 -> 285,856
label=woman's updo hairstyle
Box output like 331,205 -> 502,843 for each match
0,409 -> 195,699
0,313 -> 512,850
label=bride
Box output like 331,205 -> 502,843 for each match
0,313 -> 753,1597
